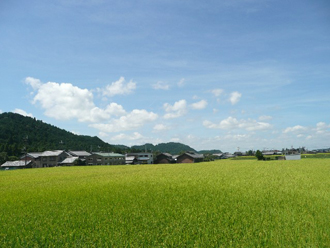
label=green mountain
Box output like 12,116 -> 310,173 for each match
0,112 -> 221,164
0,112 -> 123,161
131,142 -> 197,155
198,149 -> 222,154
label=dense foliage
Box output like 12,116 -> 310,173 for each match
0,112 -> 213,164
131,142 -> 197,155
1,159 -> 329,246
0,112 -> 125,162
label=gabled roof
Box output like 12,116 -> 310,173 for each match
68,151 -> 91,157
93,152 -> 124,157
181,152 -> 204,159
60,157 -> 79,164
160,153 -> 173,158
41,150 -> 66,156
1,160 -> 32,167
24,152 -> 43,159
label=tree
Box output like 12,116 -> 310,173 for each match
255,150 -> 264,160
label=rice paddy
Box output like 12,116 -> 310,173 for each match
1,159 -> 330,247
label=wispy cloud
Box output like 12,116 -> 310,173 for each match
203,116 -> 272,131
153,124 -> 170,132
211,89 -> 224,97
152,81 -> 170,90
177,78 -> 185,87
13,108 -> 34,118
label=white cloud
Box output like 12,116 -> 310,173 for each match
13,108 -> 34,118
163,99 -> 187,119
29,80 -> 99,122
100,77 -> 136,97
203,116 -> 272,131
177,78 -> 185,87
153,124 -> 170,132
152,81 -> 170,90
110,132 -> 144,141
229,91 -> 242,105
283,125 -> 307,133
25,77 -> 42,90
211,89 -> 224,97
191,100 -> 208,110
315,122 -> 330,134
259,115 -> 272,121
90,109 -> 158,132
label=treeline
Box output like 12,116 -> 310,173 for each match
0,112 -> 129,163
0,112 -> 221,165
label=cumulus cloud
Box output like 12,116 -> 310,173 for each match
229,91 -> 242,105
100,77 -> 136,97
13,108 -> 34,118
152,81 -> 170,90
191,100 -> 208,110
163,99 -> 187,119
25,77 -> 157,134
203,116 -> 272,131
211,89 -> 224,97
27,79 -> 97,121
90,109 -> 158,132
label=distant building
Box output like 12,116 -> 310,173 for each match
59,157 -> 80,166
21,150 -> 69,168
1,160 -> 32,170
176,152 -> 204,163
87,152 -> 125,165
125,153 -> 154,164
67,151 -> 91,159
155,153 -> 176,164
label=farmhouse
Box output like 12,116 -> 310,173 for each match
176,152 -> 204,163
1,160 -> 33,170
155,153 -> 176,164
87,152 -> 125,165
21,150 -> 69,168
67,151 -> 91,160
125,152 -> 154,164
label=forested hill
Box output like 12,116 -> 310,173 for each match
0,112 -> 122,158
0,112 -> 221,162
131,142 -> 197,155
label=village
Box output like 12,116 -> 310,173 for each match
1,146 -> 325,170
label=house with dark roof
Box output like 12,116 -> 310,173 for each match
176,152 -> 204,163
155,153 -> 176,164
21,150 -> 69,168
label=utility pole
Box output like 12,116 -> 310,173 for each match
23,135 -> 28,167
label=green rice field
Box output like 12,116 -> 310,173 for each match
1,159 -> 330,247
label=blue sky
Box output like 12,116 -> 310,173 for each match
1,0 -> 329,152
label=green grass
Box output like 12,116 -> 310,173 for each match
1,159 -> 330,247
